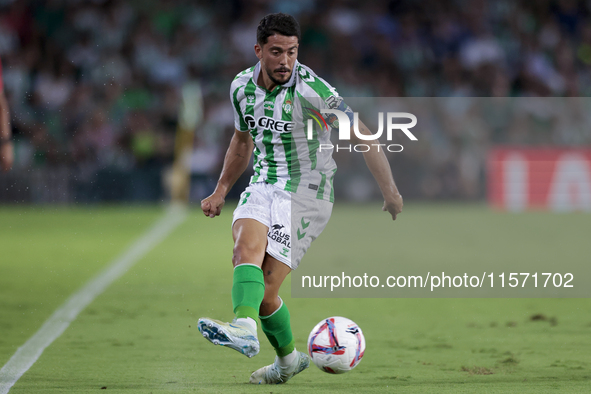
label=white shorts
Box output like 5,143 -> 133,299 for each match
232,182 -> 333,269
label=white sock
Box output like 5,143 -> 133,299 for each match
236,317 -> 257,335
277,349 -> 298,369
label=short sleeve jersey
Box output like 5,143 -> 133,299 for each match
230,61 -> 352,202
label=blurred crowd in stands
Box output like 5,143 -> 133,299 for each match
0,0 -> 590,202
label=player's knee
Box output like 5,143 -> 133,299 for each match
232,243 -> 264,267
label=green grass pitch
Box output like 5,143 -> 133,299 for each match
0,204 -> 590,393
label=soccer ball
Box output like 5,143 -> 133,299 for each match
307,316 -> 365,374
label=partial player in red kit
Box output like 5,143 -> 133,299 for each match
0,58 -> 13,172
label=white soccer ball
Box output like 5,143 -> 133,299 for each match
307,316 -> 365,374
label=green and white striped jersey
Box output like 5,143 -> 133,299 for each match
231,60 -> 351,202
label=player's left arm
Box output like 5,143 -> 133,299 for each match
352,120 -> 403,220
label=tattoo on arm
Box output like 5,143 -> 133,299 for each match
236,153 -> 245,158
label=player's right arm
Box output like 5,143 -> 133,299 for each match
353,119 -> 403,220
201,128 -> 253,218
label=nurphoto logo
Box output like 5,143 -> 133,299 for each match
306,110 -> 418,153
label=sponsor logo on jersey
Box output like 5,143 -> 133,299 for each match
325,95 -> 342,109
246,95 -> 255,105
243,115 -> 295,133
244,114 -> 256,129
268,224 -> 290,248
263,100 -> 275,111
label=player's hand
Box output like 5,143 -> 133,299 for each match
0,141 -> 13,172
201,192 -> 225,218
382,193 -> 403,220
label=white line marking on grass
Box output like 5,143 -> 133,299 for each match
0,205 -> 188,394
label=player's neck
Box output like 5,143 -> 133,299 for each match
257,70 -> 279,92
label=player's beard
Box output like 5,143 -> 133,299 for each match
265,65 -> 291,87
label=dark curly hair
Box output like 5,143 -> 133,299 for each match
256,13 -> 301,45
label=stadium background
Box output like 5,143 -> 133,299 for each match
1,0 -> 590,204
1,1 -> 591,393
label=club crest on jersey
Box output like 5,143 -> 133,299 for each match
283,100 -> 293,114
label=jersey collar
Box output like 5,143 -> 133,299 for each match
253,60 -> 298,90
